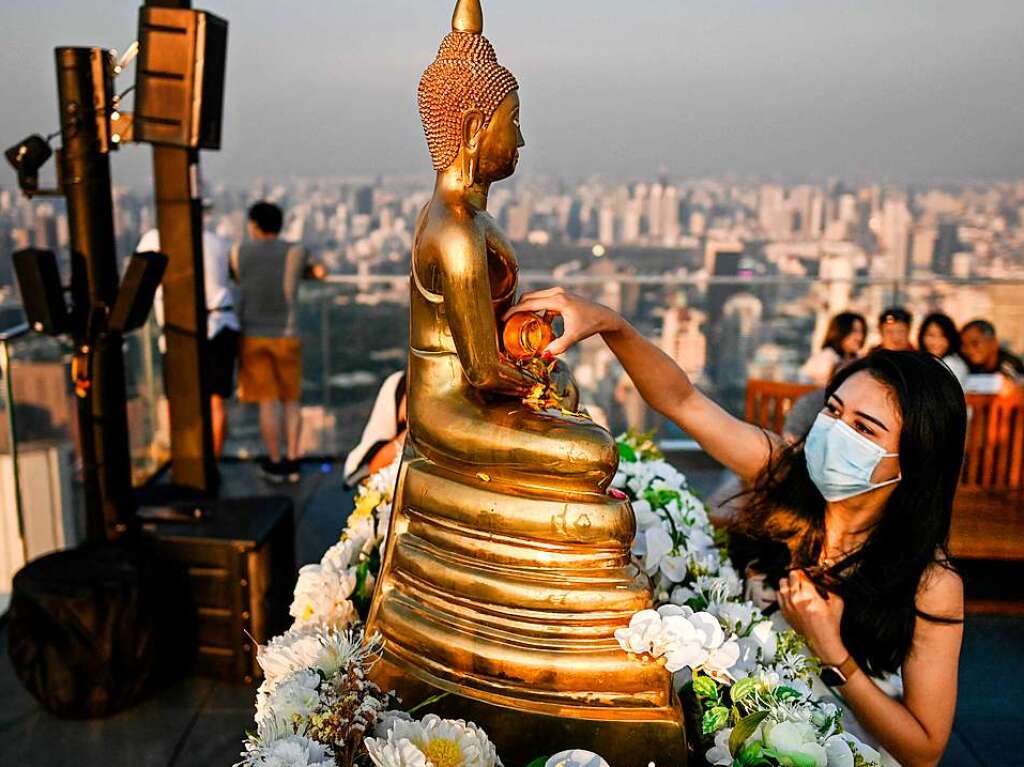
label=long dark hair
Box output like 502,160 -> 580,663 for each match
918,312 -> 961,357
738,350 -> 967,675
822,312 -> 867,357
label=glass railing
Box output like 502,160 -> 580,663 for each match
220,272 -> 1024,460
0,315 -> 170,612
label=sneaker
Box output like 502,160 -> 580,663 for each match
260,459 -> 288,484
282,458 -> 301,484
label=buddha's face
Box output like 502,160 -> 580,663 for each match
475,90 -> 524,183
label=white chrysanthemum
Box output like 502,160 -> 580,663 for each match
319,537 -> 362,573
237,734 -> 337,767
365,714 -> 499,767
258,627 -> 377,691
254,669 -> 320,739
289,562 -> 357,630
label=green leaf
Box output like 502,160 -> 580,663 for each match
730,676 -> 759,703
524,759 -> 549,767
730,710 -> 770,756
692,674 -> 719,700
774,686 -> 801,701
703,705 -> 731,735
617,442 -> 637,462
736,741 -> 769,767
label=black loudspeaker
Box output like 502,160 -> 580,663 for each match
12,248 -> 69,335
109,251 -> 168,334
134,7 -> 228,150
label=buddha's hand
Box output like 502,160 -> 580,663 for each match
548,358 -> 580,411
504,288 -> 622,356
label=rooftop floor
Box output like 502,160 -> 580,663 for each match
0,458 -> 1021,767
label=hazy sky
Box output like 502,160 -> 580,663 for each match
2,0 -> 1023,187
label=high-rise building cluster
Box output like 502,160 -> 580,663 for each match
2,175 -> 1022,439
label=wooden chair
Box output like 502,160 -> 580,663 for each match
743,380 -> 818,436
952,391 -> 1024,561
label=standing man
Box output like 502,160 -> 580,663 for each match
232,201 -> 326,483
137,202 -> 240,458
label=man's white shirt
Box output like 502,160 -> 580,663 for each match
136,228 -> 240,340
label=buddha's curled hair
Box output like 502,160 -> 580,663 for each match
418,31 -> 518,172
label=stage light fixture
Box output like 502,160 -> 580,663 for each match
4,134 -> 53,196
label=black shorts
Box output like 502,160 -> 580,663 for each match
208,328 -> 239,398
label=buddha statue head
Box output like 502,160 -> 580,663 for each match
418,0 -> 525,185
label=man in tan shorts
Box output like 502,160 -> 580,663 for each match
232,201 -> 325,483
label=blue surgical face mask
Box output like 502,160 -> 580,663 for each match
804,413 -> 901,502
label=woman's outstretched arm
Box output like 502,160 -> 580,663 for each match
506,288 -> 780,481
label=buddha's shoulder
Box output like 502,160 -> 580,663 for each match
418,205 -> 489,250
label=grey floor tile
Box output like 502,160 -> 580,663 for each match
941,730 -> 983,766
955,717 -> 1024,767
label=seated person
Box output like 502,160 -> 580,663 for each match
960,319 -> 1024,389
869,307 -> 914,353
799,311 -> 867,387
343,371 -> 407,488
918,312 -> 969,387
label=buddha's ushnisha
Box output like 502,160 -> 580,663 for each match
418,0 -> 518,171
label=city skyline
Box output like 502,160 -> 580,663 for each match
3,0 -> 1024,186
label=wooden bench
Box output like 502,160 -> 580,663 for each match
744,380 -> 1024,563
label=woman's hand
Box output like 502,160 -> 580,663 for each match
503,288 -> 622,356
777,570 -> 848,665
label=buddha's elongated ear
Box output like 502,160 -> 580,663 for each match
452,0 -> 483,34
461,109 -> 484,186
461,109 -> 485,152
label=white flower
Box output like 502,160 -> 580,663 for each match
659,554 -> 688,583
705,727 -> 734,766
365,714 -> 499,767
544,749 -> 611,767
823,734 -> 855,767
631,499 -> 660,530
616,605 -> 740,680
633,526 -> 674,576
827,729 -> 884,765
374,709 -> 415,738
237,734 -> 337,767
254,669 -> 320,738
614,609 -> 664,655
669,584 -> 696,605
258,627 -> 378,692
713,601 -> 760,634
288,562 -> 357,630
764,721 -> 827,767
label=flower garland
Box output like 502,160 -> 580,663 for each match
243,433 -> 882,767
611,432 -> 882,767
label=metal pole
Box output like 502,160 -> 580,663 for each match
56,47 -> 134,541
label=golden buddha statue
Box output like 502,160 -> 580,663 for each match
365,2 -> 687,762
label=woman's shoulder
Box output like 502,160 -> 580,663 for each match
916,558 -> 964,618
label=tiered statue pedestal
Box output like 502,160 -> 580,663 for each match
365,447 -> 688,766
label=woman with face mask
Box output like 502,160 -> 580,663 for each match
505,288 -> 967,767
